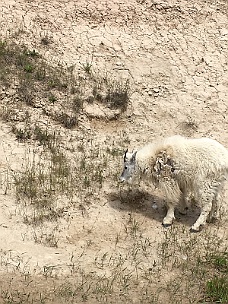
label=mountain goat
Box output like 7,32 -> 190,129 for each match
120,135 -> 228,232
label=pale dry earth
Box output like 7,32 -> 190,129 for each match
0,0 -> 228,303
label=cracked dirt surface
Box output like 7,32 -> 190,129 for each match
0,0 -> 228,303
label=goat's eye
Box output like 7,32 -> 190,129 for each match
125,166 -> 128,170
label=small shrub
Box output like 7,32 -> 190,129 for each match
92,77 -> 130,112
56,113 -> 78,129
41,36 -> 51,46
82,62 -> 92,74
73,96 -> 84,112
48,94 -> 57,103
14,143 -> 71,205
107,80 -> 129,111
12,126 -> 32,142
24,64 -> 33,73
0,41 -> 6,56
33,126 -> 57,148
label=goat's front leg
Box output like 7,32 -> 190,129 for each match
162,202 -> 175,227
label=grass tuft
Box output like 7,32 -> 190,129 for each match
206,276 -> 228,303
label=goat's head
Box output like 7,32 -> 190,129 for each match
119,149 -> 137,183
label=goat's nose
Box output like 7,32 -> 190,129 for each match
119,176 -> 125,183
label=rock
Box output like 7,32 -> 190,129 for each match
220,28 -> 228,36
83,102 -> 121,119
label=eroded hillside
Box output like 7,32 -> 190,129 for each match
0,0 -> 227,303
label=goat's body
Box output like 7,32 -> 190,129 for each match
121,135 -> 228,231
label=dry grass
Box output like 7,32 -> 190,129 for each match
0,3 -> 227,303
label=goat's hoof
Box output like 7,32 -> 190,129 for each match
162,223 -> 172,228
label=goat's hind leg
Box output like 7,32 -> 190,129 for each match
190,185 -> 215,232
210,180 -> 225,222
208,186 -> 223,222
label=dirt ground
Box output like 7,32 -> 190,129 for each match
0,0 -> 227,303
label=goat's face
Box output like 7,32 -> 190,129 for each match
119,150 -> 137,183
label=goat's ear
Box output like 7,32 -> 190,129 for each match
131,150 -> 137,161
162,151 -> 174,167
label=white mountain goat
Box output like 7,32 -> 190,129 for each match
120,135 -> 228,232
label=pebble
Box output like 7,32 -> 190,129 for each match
220,28 -> 228,36
152,203 -> 158,209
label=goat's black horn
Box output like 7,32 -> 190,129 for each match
124,149 -> 128,161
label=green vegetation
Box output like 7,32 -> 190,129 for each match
204,252 -> 228,303
206,276 -> 228,303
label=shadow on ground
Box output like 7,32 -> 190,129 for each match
108,188 -> 202,229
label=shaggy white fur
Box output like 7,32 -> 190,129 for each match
120,135 -> 228,232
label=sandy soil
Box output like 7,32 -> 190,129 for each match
0,0 -> 227,302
